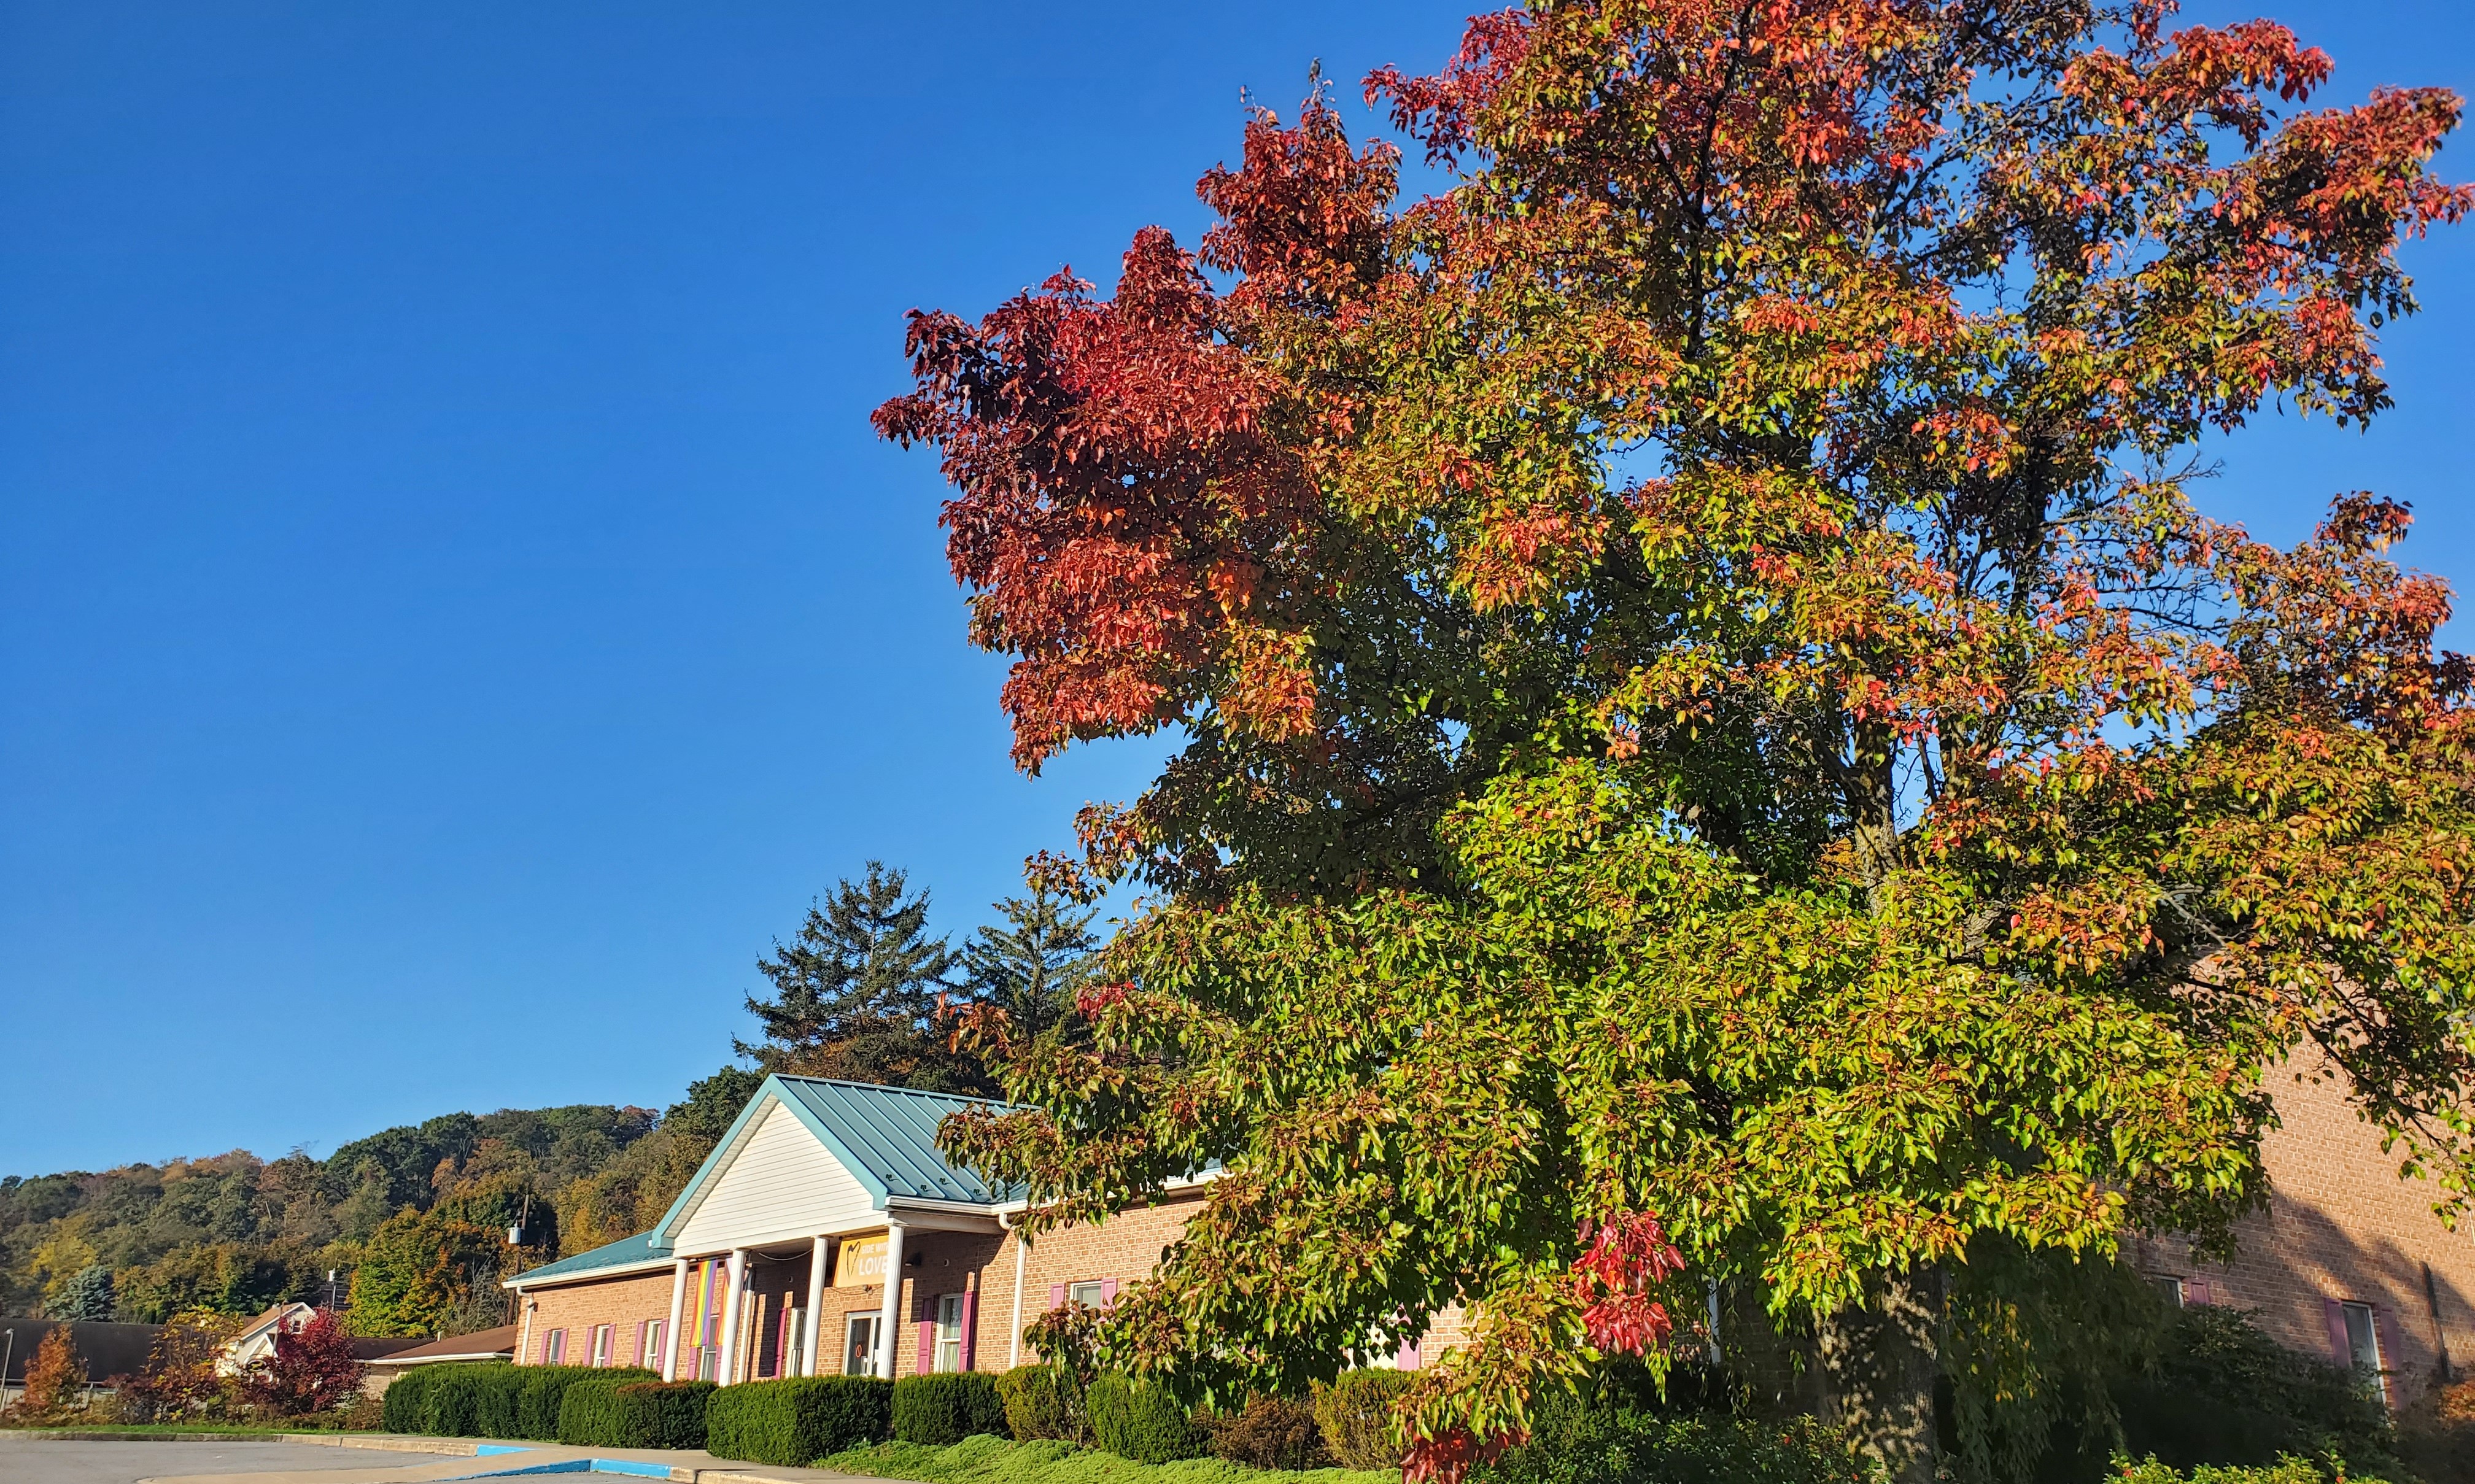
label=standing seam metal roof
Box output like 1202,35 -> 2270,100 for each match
770,1075 -> 1023,1205
507,1229 -> 673,1286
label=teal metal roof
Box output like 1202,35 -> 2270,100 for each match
769,1076 -> 1023,1204
509,1230 -> 672,1288
647,1075 -> 1025,1245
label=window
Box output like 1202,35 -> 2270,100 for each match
591,1324 -> 614,1367
544,1329 -> 568,1365
934,1294 -> 966,1374
2152,1277 -> 2186,1308
1068,1281 -> 1107,1308
640,1319 -> 665,1369
845,1313 -> 881,1377
2342,1301 -> 2387,1399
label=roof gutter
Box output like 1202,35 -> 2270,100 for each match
503,1256 -> 678,1292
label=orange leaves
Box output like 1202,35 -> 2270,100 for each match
1458,497 -> 1611,614
1199,92 -> 1400,312
1219,621 -> 1320,744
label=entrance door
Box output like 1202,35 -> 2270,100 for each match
844,1313 -> 880,1377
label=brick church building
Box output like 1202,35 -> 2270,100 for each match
506,1064 -> 2475,1405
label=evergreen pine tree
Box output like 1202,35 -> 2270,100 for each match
737,862 -> 980,1092
53,1264 -> 115,1322
961,883 -> 1099,1045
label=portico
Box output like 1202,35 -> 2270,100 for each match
508,1076 -> 1029,1383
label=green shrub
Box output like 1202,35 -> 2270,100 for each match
1311,1371 -> 1412,1472
2112,1307 -> 2395,1478
1475,1412 -> 1872,1484
897,1373 -> 1012,1444
706,1375 -> 895,1466
380,1365 -> 435,1434
1088,1374 -> 1206,1464
474,1364 -> 525,1437
998,1364 -> 1081,1443
554,1376 -> 715,1449
826,1432 -> 1397,1484
425,1364 -> 495,1437
516,1366 -> 652,1440
1200,1394 -> 1327,1472
373,1362 -> 649,1441
616,1380 -> 715,1451
558,1379 -> 627,1446
2115,1459 -> 2332,1484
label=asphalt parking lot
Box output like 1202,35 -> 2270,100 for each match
0,1440 -> 460,1484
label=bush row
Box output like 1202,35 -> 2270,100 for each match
381,1361 -> 1408,1474
379,1363 -> 656,1440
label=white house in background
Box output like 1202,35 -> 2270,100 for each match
217,1302 -> 317,1375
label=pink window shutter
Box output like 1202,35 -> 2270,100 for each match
1396,1339 -> 1422,1371
1101,1280 -> 1119,1307
2325,1299 -> 2355,1365
2376,1307 -> 2406,1397
918,1319 -> 935,1376
2186,1281 -> 2212,1306
1049,1283 -> 1066,1311
960,1290 -> 979,1373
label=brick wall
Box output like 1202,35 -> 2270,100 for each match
517,1268 -> 676,1370
2124,1049 -> 2475,1407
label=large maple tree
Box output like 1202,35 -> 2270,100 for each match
878,2 -> 2475,1480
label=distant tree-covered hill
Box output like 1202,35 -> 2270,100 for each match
0,1069 -> 759,1337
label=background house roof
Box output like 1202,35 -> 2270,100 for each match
366,1323 -> 519,1367
767,1076 -> 1023,1205
0,1321 -> 162,1384
509,1229 -> 673,1288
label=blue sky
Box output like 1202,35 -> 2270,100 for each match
2,1 -> 2470,1177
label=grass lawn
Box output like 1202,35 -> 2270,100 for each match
825,1436 -> 1395,1484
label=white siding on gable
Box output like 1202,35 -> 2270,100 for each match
673,1097 -> 881,1252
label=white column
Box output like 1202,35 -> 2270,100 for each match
1006,1219 -> 1027,1370
661,1259 -> 690,1381
516,1293 -> 536,1368
803,1237 -> 831,1377
717,1248 -> 749,1385
875,1223 -> 906,1380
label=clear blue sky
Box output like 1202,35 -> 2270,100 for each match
2,1 -> 2469,1178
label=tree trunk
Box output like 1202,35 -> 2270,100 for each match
1815,1264 -> 1943,1484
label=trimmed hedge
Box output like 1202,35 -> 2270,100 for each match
706,1375 -> 895,1466
374,1362 -> 653,1441
524,1366 -> 653,1440
556,1377 -> 714,1448
1309,1371 -> 1411,1472
997,1364 -> 1079,1443
558,1380 -> 628,1446
622,1380 -> 717,1450
897,1374 -> 1012,1445
1088,1375 -> 1206,1464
